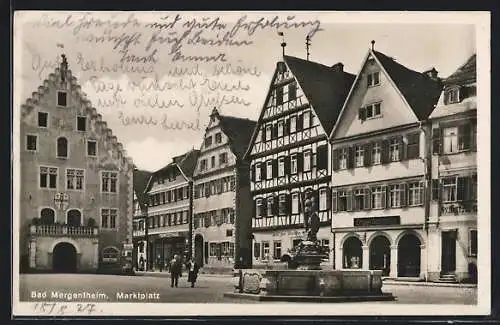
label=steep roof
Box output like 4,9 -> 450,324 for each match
284,55 -> 356,134
218,114 -> 257,159
133,169 -> 152,209
443,54 -> 476,86
372,50 -> 443,120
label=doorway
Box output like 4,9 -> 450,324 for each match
369,236 -> 391,276
343,236 -> 363,269
52,242 -> 77,273
441,231 -> 457,274
67,210 -> 82,226
397,233 -> 421,277
194,234 -> 204,266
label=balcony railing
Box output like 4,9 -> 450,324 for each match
29,224 -> 99,237
440,201 -> 478,215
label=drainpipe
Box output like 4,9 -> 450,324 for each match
419,120 -> 431,282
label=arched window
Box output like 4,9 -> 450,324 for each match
57,137 -> 68,158
40,208 -> 55,225
67,209 -> 82,226
102,247 -> 120,262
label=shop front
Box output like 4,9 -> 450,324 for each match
151,231 -> 189,270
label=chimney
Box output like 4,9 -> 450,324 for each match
331,62 -> 344,72
423,67 -> 439,80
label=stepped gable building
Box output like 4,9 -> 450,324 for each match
427,54 -> 477,283
132,168 -> 151,270
244,55 -> 355,267
328,44 -> 443,279
192,108 -> 256,270
19,54 -> 135,273
143,149 -> 199,270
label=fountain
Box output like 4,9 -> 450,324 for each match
225,191 -> 396,302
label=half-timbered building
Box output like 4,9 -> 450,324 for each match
132,168 -> 151,271
329,44 -> 442,279
427,54 -> 477,283
244,56 -> 355,267
192,108 -> 256,271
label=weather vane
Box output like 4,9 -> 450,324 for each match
278,31 -> 286,57
306,34 -> 311,61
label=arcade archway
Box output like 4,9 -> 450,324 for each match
52,242 -> 77,273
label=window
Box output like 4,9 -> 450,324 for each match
276,87 -> 283,105
215,132 -> 222,143
371,186 -> 385,209
267,197 -> 273,216
204,136 -> 212,147
442,177 -> 457,202
256,199 -> 262,217
101,209 -> 118,229
266,161 -> 273,179
278,195 -> 287,215
365,102 -> 381,119
102,171 -> 118,193
290,154 -> 298,174
303,111 -> 310,129
288,82 -> 297,101
66,169 -> 84,190
389,184 -> 402,207
445,88 -> 459,104
209,243 -> 217,257
367,72 -> 380,87
355,145 -> 364,167
183,211 -> 188,224
277,120 -> 284,137
291,193 -> 299,214
57,137 -> 68,158
211,156 -> 216,168
319,188 -> 327,211
290,116 -> 297,133
353,190 -> 364,211
230,176 -> 236,191
372,142 -> 381,165
266,125 -> 272,141
389,139 -> 400,161
262,242 -> 270,259
38,112 -> 48,127
87,140 -> 97,156
406,133 -> 420,159
200,159 -> 207,171
278,157 -> 285,177
303,151 -> 311,171
219,152 -> 228,165
273,241 -> 282,260
77,116 -> 86,131
26,135 -> 37,151
443,127 -> 458,154
183,186 -> 189,199
339,148 -> 348,169
408,182 -> 424,206
57,91 -> 67,107
40,166 -> 57,189
469,229 -> 477,256
338,191 -> 347,211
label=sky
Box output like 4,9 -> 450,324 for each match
14,11 -> 478,172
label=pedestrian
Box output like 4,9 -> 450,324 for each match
185,257 -> 200,288
169,254 -> 182,288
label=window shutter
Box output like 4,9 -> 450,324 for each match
363,143 -> 372,167
252,200 -> 256,217
272,159 -> 278,178
297,114 -> 303,131
286,193 -> 292,214
297,152 -> 303,172
347,146 -> 355,169
472,120 -> 477,152
262,126 -> 267,142
419,181 -> 425,205
431,179 -> 439,201
332,149 -> 339,171
284,119 -> 290,135
261,162 -> 267,180
326,188 -> 332,210
313,189 -> 320,210
381,140 -> 390,164
332,190 -> 338,212
459,86 -> 468,102
398,136 -> 404,161
254,242 -> 261,258
432,128 -> 441,155
262,199 -> 267,217
358,107 -> 366,121
284,156 -> 290,174
457,177 -> 467,201
272,124 -> 278,139
346,190 -> 353,211
364,188 -> 371,209
251,165 -> 255,182
316,145 -> 328,170
460,123 -> 472,150
381,186 -> 387,209
273,196 -> 279,215
400,183 -> 407,207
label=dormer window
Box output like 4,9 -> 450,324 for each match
204,136 -> 213,148
57,91 -> 67,107
367,72 -> 380,87
445,87 -> 460,104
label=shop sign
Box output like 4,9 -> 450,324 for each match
272,229 -> 304,237
353,216 -> 400,227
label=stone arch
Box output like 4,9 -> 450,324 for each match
367,231 -> 393,247
40,207 -> 55,225
394,229 -> 425,247
50,237 -> 81,254
342,234 -> 363,269
339,232 -> 362,248
66,208 -> 82,226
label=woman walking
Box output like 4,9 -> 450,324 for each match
185,257 -> 200,288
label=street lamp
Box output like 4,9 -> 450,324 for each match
143,202 -> 149,271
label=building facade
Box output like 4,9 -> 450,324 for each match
132,169 -> 151,271
142,150 -> 199,270
19,55 -> 134,273
192,108 -> 256,270
244,56 -> 355,267
427,54 -> 477,283
329,47 -> 442,279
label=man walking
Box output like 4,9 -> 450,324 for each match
169,254 -> 182,288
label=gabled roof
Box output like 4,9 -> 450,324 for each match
284,55 -> 356,134
144,149 -> 200,192
372,50 -> 443,120
133,169 -> 152,210
217,112 -> 257,160
443,54 -> 476,86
